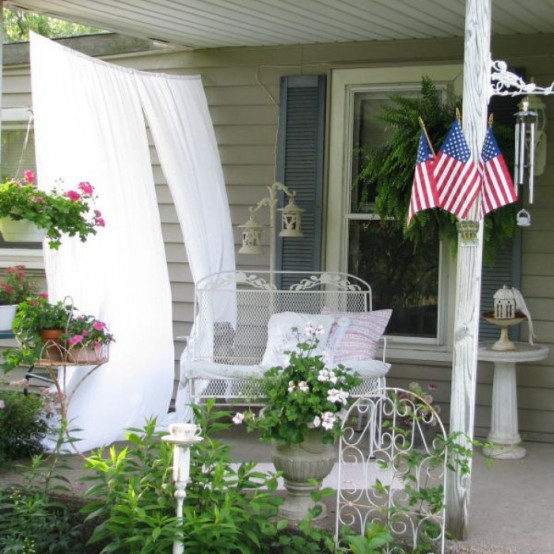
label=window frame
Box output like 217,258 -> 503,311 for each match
0,107 -> 44,268
325,65 -> 462,348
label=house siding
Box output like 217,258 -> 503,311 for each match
3,33 -> 553,441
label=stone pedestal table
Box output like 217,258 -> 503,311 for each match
478,342 -> 549,460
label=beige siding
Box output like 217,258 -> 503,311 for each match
3,32 -> 554,440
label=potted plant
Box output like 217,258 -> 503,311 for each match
2,297 -> 114,370
64,313 -> 114,363
233,322 -> 361,520
0,265 -> 42,331
0,170 -> 105,249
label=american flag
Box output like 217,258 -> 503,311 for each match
407,131 -> 438,225
435,120 -> 481,219
480,126 -> 518,218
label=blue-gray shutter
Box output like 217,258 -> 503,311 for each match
275,75 -> 326,288
479,87 -> 523,341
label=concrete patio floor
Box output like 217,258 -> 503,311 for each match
1,424 -> 553,553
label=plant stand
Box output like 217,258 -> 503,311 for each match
25,355 -> 107,455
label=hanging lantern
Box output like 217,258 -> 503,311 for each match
278,197 -> 305,238
514,97 -> 538,203
238,215 -> 264,254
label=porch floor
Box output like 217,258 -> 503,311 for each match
1,424 -> 553,553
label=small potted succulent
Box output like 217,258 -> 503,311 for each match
2,297 -> 114,371
0,170 -> 105,249
233,322 -> 361,520
0,265 -> 42,331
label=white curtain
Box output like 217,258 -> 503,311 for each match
134,73 -> 236,421
29,33 -> 235,450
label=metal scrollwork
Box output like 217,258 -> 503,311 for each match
490,59 -> 554,98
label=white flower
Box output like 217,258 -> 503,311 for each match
329,371 -> 338,384
298,381 -> 309,392
232,412 -> 244,425
321,411 -> 336,430
312,415 -> 321,428
314,324 -> 325,336
321,351 -> 331,364
318,369 -> 329,382
288,380 -> 296,393
327,388 -> 349,404
305,321 -> 316,336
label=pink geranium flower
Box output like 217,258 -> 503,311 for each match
65,190 -> 81,202
94,217 -> 106,227
78,181 -> 94,195
23,170 -> 35,184
68,335 -> 84,346
92,321 -> 106,331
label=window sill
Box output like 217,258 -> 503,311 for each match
382,344 -> 453,364
0,248 -> 44,269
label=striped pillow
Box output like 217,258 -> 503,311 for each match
322,307 -> 392,362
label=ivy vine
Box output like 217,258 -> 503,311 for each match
356,77 -> 518,266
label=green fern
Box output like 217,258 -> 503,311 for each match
357,76 -> 517,265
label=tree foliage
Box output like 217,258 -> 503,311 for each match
3,8 -> 103,42
356,76 -> 518,265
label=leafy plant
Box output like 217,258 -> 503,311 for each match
0,170 -> 105,249
0,265 -> 42,305
357,76 -> 517,265
0,390 -> 50,465
81,402 -> 287,553
0,449 -> 87,552
235,324 -> 361,445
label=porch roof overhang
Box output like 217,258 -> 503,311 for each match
5,0 -> 554,50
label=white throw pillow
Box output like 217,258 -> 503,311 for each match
260,312 -> 335,368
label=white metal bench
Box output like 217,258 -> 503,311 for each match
178,271 -> 391,409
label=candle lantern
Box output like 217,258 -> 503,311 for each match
494,285 -> 516,319
278,196 -> 305,237
238,215 -> 264,255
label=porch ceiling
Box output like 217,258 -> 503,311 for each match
6,0 -> 554,49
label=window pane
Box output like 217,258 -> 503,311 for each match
2,129 -> 36,179
348,219 -> 439,338
1,129 -> 40,249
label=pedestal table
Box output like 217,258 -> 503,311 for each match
478,342 -> 549,460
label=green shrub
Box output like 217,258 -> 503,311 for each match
0,390 -> 50,466
81,401 -> 289,553
0,454 -> 87,553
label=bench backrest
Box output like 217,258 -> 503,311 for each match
192,271 -> 372,365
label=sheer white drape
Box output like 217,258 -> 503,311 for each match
29,33 -> 234,450
135,74 -> 236,420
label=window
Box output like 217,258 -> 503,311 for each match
326,66 -> 462,345
0,109 -> 43,267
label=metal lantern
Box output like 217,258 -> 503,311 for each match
238,215 -> 263,254
278,196 -> 305,238
494,285 -> 516,319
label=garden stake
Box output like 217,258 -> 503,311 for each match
162,424 -> 203,554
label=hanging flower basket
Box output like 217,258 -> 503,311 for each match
0,218 -> 46,243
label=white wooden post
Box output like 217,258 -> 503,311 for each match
446,0 -> 491,540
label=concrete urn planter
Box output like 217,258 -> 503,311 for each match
271,429 -> 336,520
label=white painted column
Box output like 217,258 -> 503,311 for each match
446,0 -> 491,540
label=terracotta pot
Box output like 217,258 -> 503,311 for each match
0,218 -> 46,243
40,329 -> 65,361
271,429 -> 336,520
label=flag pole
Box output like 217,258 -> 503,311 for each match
418,117 -> 436,157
